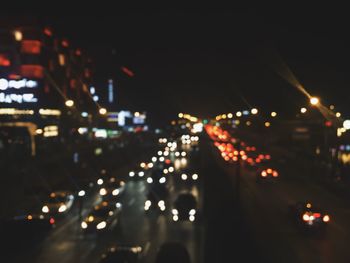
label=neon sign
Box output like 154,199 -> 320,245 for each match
0,78 -> 38,90
0,78 -> 39,104
0,93 -> 38,103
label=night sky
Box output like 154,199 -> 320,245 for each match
9,8 -> 350,124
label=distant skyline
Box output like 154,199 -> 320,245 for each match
6,8 -> 350,124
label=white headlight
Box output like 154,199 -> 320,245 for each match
147,177 -> 153,184
175,152 -> 180,157
148,163 -> 153,168
96,221 -> 106,230
159,157 -> 165,162
159,177 -> 166,184
181,174 -> 188,180
99,188 -> 107,196
97,179 -> 103,185
116,202 -> 122,208
189,209 -> 196,216
158,200 -> 165,207
58,204 -> 67,213
173,215 -> 178,221
160,206 -> 166,211
163,169 -> 168,174
129,171 -> 135,177
145,200 -> 151,206
189,215 -> 195,222
112,189 -> 120,196
152,157 -> 157,162
42,205 -> 49,213
144,205 -> 150,211
81,221 -> 88,229
78,190 -> 86,197
157,151 -> 163,156
181,152 -> 186,157
168,167 -> 174,173
138,171 -> 145,177
172,209 -> 178,215
192,174 -> 198,180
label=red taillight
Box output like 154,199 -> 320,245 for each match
50,218 -> 55,224
313,213 -> 321,218
165,159 -> 171,164
267,168 -> 272,173
272,171 -> 279,177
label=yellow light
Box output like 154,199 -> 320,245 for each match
13,30 -> 23,41
39,109 -> 61,116
227,113 -> 233,118
336,112 -> 341,118
178,113 -> 184,118
300,107 -> 307,114
236,111 -> 242,117
58,54 -> 65,66
0,108 -> 34,115
265,122 -> 271,127
99,108 -> 107,115
65,100 -> 74,107
235,120 -> 240,125
306,203 -> 312,208
251,108 -> 258,115
310,97 -> 320,106
35,129 -> 43,135
271,112 -> 277,117
221,114 -> 227,119
27,215 -> 33,220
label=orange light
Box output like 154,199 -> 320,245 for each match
265,155 -> 271,160
267,168 -> 272,173
224,156 -> 230,161
261,171 -> 267,177
232,156 -> 238,161
272,171 -> 278,177
165,159 -> 171,164
239,151 -> 245,156
234,151 -> 239,156
21,40 -> 41,54
242,155 -> 247,160
323,215 -> 330,222
27,215 -> 33,220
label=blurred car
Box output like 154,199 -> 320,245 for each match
146,169 -> 167,185
256,167 -> 279,182
81,201 -> 120,233
178,168 -> 199,182
41,191 -> 74,215
144,186 -> 169,212
155,241 -> 191,263
171,192 -> 197,222
99,177 -> 126,200
0,213 -> 55,254
99,245 -> 142,263
128,168 -> 146,179
289,202 -> 330,230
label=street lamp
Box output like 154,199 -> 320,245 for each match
271,112 -> 277,117
99,108 -> 107,115
300,107 -> 307,114
336,112 -> 341,118
236,111 -> 242,117
65,100 -> 74,107
310,97 -> 320,106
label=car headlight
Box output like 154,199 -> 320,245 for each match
96,221 -> 106,230
99,188 -> 107,196
138,171 -> 145,177
81,221 -> 88,229
97,178 -> 103,185
173,215 -> 178,221
172,209 -> 178,215
160,206 -> 166,211
192,174 -> 198,180
302,213 -> 310,221
147,177 -> 153,184
189,215 -> 195,222
58,204 -> 67,213
189,209 -> 196,216
112,189 -> 120,196
158,200 -> 165,207
181,174 -> 188,180
323,215 -> 330,223
159,177 -> 166,184
78,190 -> 86,197
116,202 -> 122,208
129,171 -> 135,177
42,205 -> 49,213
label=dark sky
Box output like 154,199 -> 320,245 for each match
14,8 -> 350,124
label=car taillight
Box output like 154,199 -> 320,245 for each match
50,218 -> 55,224
323,215 -> 330,223
313,213 -> 321,218
272,171 -> 278,177
267,168 -> 272,173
